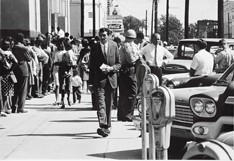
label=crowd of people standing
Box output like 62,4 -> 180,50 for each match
0,27 -> 94,117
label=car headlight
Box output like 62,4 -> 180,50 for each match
190,97 -> 217,118
194,100 -> 204,113
205,102 -> 216,114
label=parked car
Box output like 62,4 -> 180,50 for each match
162,38 -> 234,74
169,62 -> 234,154
161,38 -> 234,90
133,62 -> 234,157
182,80 -> 234,160
163,73 -> 222,89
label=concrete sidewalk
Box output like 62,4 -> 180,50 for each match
0,93 -> 143,160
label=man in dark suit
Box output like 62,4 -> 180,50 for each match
89,28 -> 121,137
12,33 -> 32,113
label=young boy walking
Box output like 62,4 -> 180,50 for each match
71,69 -> 82,104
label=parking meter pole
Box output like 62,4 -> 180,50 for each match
147,74 -> 159,160
142,74 -> 159,159
154,126 -> 168,160
149,124 -> 155,159
150,86 -> 175,160
141,92 -> 147,160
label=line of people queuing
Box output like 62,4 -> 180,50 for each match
0,28 -> 95,117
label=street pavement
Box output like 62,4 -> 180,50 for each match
0,93 -> 144,160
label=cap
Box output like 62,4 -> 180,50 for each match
125,29 -> 136,39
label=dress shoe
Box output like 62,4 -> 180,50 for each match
122,117 -> 132,122
0,112 -> 7,117
61,104 -> 65,109
17,110 -> 28,113
5,110 -> 12,114
97,128 -> 109,137
104,128 -> 111,134
26,97 -> 32,100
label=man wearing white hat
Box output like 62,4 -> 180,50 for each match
118,29 -> 140,122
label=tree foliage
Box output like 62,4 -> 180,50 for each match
158,14 -> 183,45
123,16 -> 144,33
188,23 -> 198,38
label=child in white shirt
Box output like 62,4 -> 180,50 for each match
71,69 -> 82,104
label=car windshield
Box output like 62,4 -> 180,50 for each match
178,43 -> 196,59
214,63 -> 234,86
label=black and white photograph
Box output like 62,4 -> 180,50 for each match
0,0 -> 234,160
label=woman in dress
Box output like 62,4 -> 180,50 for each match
0,39 -> 18,116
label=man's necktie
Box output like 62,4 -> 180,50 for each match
154,45 -> 157,67
104,44 -> 107,58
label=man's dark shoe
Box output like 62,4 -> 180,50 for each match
61,104 -> 65,109
104,128 -> 111,134
122,117 -> 132,122
97,128 -> 108,137
17,110 -> 28,113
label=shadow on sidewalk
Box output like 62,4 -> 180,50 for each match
25,106 -> 93,112
88,149 -> 142,160
50,119 -> 98,123
7,132 -> 100,139
50,118 -> 119,123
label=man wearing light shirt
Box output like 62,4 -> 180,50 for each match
140,33 -> 174,85
190,39 -> 214,76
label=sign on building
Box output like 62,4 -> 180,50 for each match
106,15 -> 124,33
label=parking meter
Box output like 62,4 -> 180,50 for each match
149,86 -> 175,160
142,74 -> 159,159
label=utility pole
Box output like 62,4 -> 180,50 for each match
166,0 -> 169,42
184,0 -> 189,38
93,0 -> 96,37
145,10 -> 148,36
130,17 -> 132,29
218,0 -> 224,38
154,0 -> 158,33
151,0 -> 154,35
81,0 -> 84,38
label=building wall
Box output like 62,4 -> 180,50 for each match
224,0 -> 234,38
0,0 -> 40,38
70,1 -> 81,38
197,20 -> 218,38
70,0 -> 106,38
1,0 -> 29,30
58,16 -> 66,31
40,0 -> 50,34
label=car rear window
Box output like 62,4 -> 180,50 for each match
179,43 -> 196,59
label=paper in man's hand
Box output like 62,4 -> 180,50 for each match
100,63 -> 108,70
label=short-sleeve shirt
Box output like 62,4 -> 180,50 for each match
119,42 -> 140,66
215,48 -> 234,72
190,49 -> 214,76
53,50 -> 67,73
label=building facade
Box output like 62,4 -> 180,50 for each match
224,0 -> 234,38
197,20 -> 218,38
0,0 -> 70,38
70,0 -> 106,38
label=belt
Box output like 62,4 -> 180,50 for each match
120,66 -> 135,73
